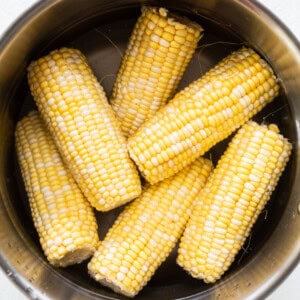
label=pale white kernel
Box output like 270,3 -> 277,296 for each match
244,69 -> 252,77
239,198 -> 250,206
200,129 -> 207,138
260,148 -> 271,156
63,238 -> 73,246
151,66 -> 161,73
119,187 -> 127,195
151,34 -> 160,43
116,272 -> 125,281
48,59 -> 55,67
269,89 -> 275,96
232,218 -> 242,226
149,239 -> 157,247
99,199 -> 106,205
234,207 -> 245,215
46,239 -> 53,247
47,98 -> 55,105
134,224 -> 143,231
147,21 -> 155,30
259,96 -> 265,104
204,83 -> 212,91
151,156 -> 159,166
226,239 -> 235,245
99,267 -> 108,275
159,38 -> 170,47
120,266 -> 128,273
264,173 -> 272,179
233,86 -> 243,98
123,226 -> 130,232
245,182 -> 255,191
249,174 -> 260,182
208,251 -> 218,260
215,227 -> 227,235
166,106 -> 175,114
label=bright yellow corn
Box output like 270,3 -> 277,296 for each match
110,6 -> 203,137
177,121 -> 292,283
27,48 -> 141,211
88,157 -> 212,297
15,111 -> 100,267
128,47 -> 280,184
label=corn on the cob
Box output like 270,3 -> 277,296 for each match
128,47 -> 280,184
27,47 -> 141,211
88,157 -> 212,297
110,6 -> 203,137
177,121 -> 292,283
15,111 -> 100,267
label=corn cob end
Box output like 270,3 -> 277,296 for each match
88,268 -> 136,298
52,245 -> 98,267
142,6 -> 204,38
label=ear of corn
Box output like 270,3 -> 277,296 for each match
15,111 -> 100,267
128,47 -> 280,184
88,157 -> 213,297
27,48 -> 141,211
110,6 -> 203,137
177,121 -> 292,283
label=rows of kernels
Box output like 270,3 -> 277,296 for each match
88,157 -> 212,297
110,6 -> 203,137
15,111 -> 99,267
177,121 -> 292,283
128,47 -> 280,184
27,48 -> 141,211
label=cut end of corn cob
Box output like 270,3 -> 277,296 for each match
177,121 -> 292,283
52,245 -> 97,267
110,6 -> 203,137
88,157 -> 212,297
27,47 -> 141,211
15,111 -> 99,267
128,47 -> 280,184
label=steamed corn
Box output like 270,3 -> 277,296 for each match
110,6 -> 203,137
27,47 -> 141,211
88,157 -> 212,297
177,121 -> 292,283
128,47 -> 280,184
15,111 -> 99,267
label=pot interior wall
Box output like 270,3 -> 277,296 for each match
0,1 -> 297,299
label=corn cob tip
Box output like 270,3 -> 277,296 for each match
141,6 -> 204,38
88,271 -> 135,298
267,123 -> 279,133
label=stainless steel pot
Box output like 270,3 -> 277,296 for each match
0,0 -> 299,299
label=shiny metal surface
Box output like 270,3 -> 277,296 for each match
0,0 -> 299,299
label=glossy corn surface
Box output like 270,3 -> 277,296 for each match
88,157 -> 212,297
128,47 -> 280,184
177,121 -> 292,283
27,47 -> 141,211
110,6 -> 203,137
15,111 -> 99,267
